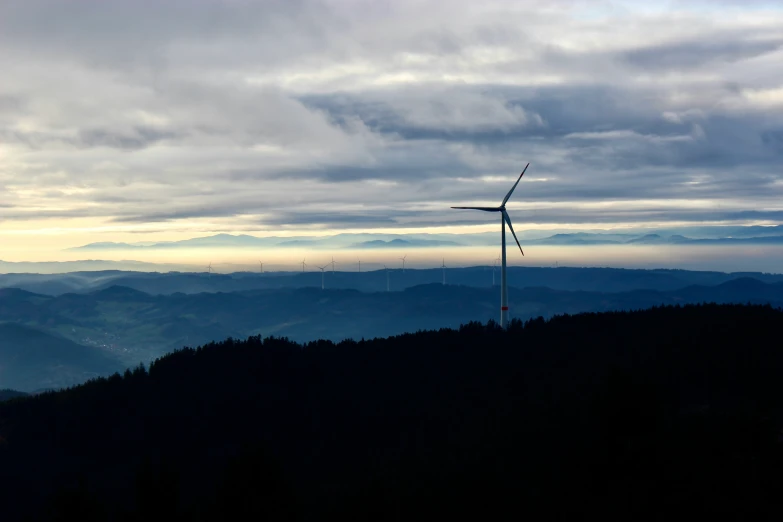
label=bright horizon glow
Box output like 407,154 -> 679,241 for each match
3,242 -> 783,275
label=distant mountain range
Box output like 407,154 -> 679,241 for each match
4,271 -> 783,391
65,225 -> 783,252
67,232 -> 486,251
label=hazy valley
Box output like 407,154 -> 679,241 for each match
3,266 -> 783,392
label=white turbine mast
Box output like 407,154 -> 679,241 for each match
316,264 -> 327,290
441,258 -> 447,285
300,258 -> 307,273
330,256 -> 337,273
452,163 -> 529,328
399,254 -> 407,273
206,262 -> 213,278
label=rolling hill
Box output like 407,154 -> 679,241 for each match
2,276 -> 783,390
0,322 -> 124,392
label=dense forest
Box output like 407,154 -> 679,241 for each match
2,303 -> 783,520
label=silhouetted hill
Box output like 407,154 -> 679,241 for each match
1,304 -> 783,521
0,389 -> 28,401
0,323 -> 124,391
626,233 -> 664,244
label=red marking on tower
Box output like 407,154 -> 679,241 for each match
501,306 -> 509,311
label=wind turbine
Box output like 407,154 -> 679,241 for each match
316,265 -> 327,290
300,258 -> 307,273
330,256 -> 337,273
399,254 -> 407,273
452,163 -> 529,328
357,259 -> 361,272
206,262 -> 213,278
383,264 -> 390,292
441,258 -> 447,285
259,261 -> 263,273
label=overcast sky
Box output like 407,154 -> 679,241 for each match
1,0 -> 783,261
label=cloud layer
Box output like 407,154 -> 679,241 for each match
1,0 -> 782,241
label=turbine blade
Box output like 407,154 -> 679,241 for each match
451,206 -> 501,211
502,210 -> 524,256
501,163 -> 529,206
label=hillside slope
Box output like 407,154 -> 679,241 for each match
0,323 -> 123,391
1,304 -> 783,521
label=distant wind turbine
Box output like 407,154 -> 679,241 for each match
452,163 -> 529,328
316,265 -> 327,290
357,259 -> 361,272
399,254 -> 407,273
300,258 -> 307,273
441,258 -> 447,285
259,261 -> 263,273
330,256 -> 337,273
206,262 -> 213,278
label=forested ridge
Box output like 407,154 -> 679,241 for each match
2,303 -> 783,520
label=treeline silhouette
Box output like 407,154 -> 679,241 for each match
0,389 -> 28,402
2,303 -> 783,521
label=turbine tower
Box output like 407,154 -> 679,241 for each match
206,262 -> 213,278
330,256 -> 337,273
441,258 -> 447,285
399,254 -> 407,273
259,261 -> 263,273
452,163 -> 529,328
300,258 -> 307,273
357,259 -> 361,272
316,265 -> 327,290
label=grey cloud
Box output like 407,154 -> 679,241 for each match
301,84 -> 783,191
259,211 -> 407,227
111,206 -> 246,223
0,208 -> 99,220
0,0 -> 338,70
450,208 -> 783,227
76,126 -> 184,150
2,1 -> 783,233
622,38 -> 783,70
